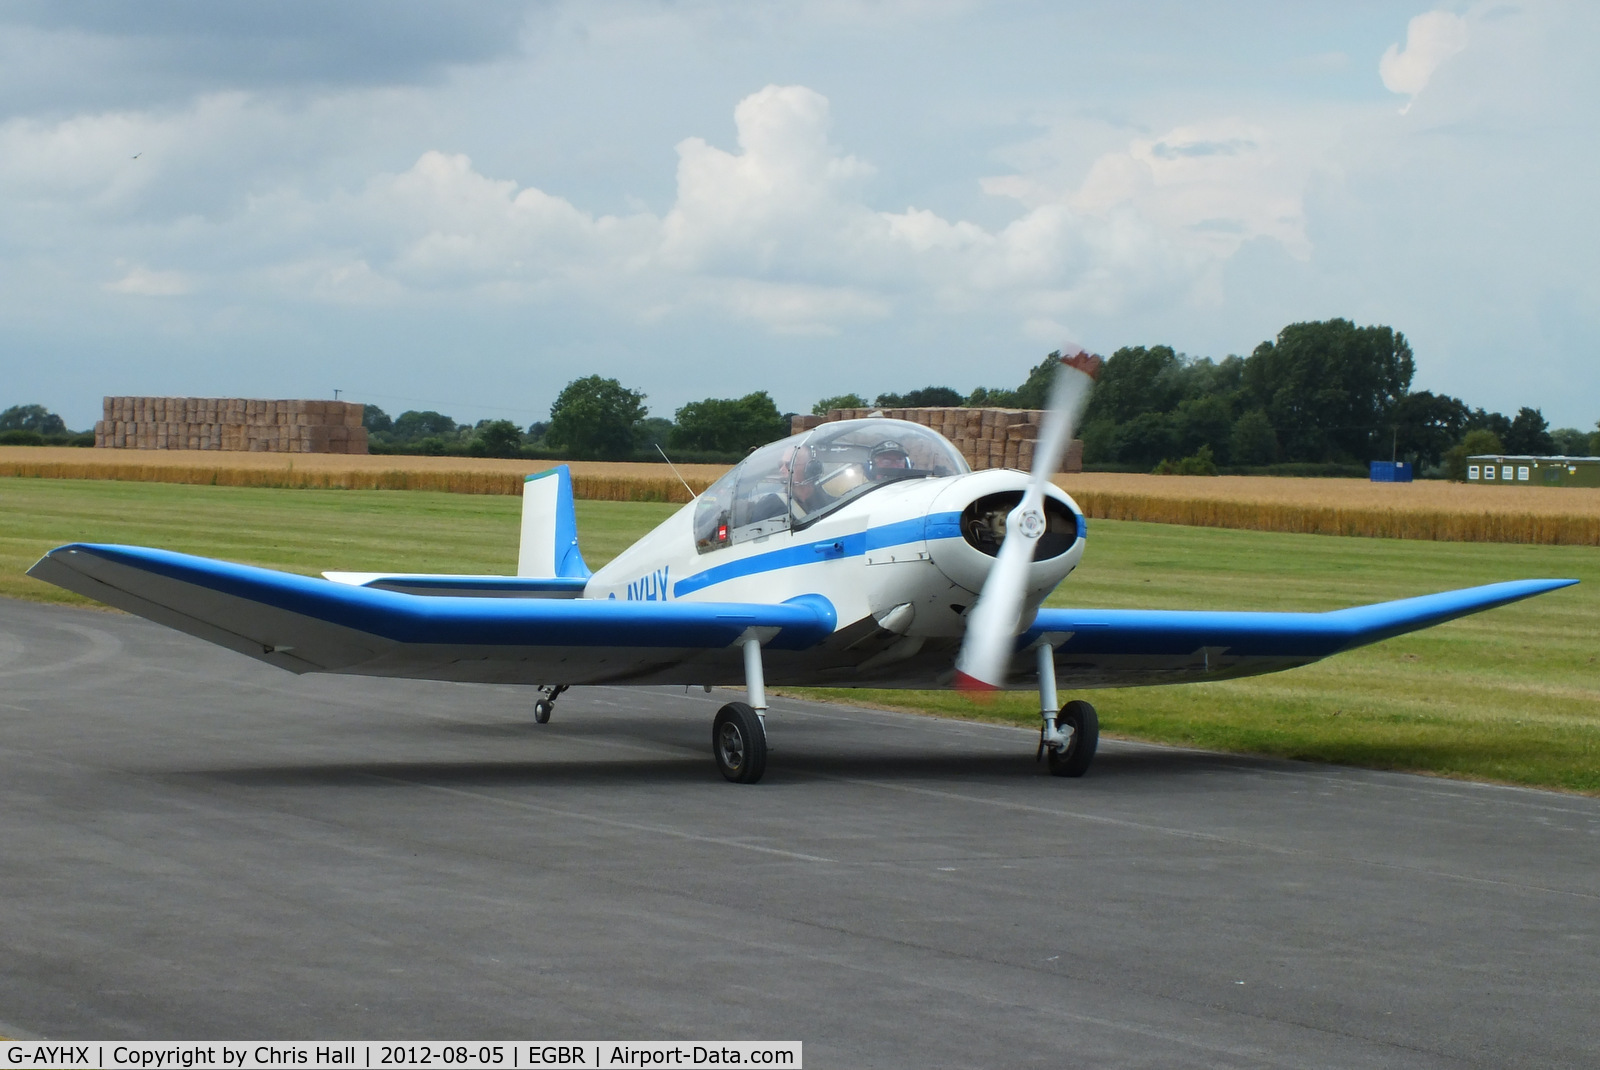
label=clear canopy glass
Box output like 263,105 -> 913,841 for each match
694,419 -> 969,553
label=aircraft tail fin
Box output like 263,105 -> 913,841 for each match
518,465 -> 590,579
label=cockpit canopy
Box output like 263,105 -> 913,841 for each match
694,418 -> 970,553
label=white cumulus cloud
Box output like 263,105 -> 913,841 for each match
1380,10 -> 1468,110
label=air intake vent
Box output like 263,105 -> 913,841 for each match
959,492 -> 1079,561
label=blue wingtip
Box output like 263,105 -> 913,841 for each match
1325,577 -> 1579,649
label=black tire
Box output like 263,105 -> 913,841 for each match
712,702 -> 768,784
1046,700 -> 1098,777
533,699 -> 553,724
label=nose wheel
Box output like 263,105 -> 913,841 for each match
1045,699 -> 1098,777
713,702 -> 768,784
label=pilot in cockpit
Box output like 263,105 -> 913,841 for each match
783,443 -> 828,520
868,441 -> 911,480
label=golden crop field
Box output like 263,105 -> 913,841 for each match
4,446 -> 1600,544
0,446 -> 726,502
1058,472 -> 1600,545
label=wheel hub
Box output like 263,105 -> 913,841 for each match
718,723 -> 745,770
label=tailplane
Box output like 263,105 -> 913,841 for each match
322,464 -> 590,597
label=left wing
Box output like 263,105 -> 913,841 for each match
28,544 -> 835,685
1023,579 -> 1577,689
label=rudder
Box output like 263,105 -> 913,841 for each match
518,465 -> 591,579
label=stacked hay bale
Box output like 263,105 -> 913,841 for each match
790,407 -> 1083,473
95,397 -> 369,454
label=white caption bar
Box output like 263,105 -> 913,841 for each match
2,1042 -> 801,1070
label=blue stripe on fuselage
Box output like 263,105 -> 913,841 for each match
672,512 -> 961,598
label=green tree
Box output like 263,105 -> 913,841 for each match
1590,421 -> 1600,456
469,419 -> 524,458
1464,407 -> 1512,442
671,391 -> 787,453
1391,391 -> 1469,469
1083,346 -> 1188,427
965,385 -> 1021,408
1153,444 -> 1218,476
633,417 -> 674,453
966,350 -> 1072,410
1443,428 -> 1505,481
1114,411 -> 1179,468
1229,410 -> 1278,466
1243,320 -> 1414,462
875,386 -> 964,408
1549,427 -> 1588,456
362,404 -> 392,437
812,393 -> 867,416
1079,417 -> 1118,464
1173,394 -> 1234,463
0,404 -> 67,435
547,376 -> 648,460
390,410 -> 459,443
1504,407 -> 1554,455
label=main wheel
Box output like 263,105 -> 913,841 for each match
712,702 -> 768,784
1046,700 -> 1098,777
533,699 -> 553,724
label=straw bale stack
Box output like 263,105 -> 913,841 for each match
790,405 -> 1080,473
95,397 -> 369,454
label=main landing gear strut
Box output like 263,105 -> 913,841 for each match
1036,642 -> 1098,777
713,635 -> 770,784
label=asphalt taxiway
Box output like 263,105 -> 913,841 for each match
2,598 -> 1597,1067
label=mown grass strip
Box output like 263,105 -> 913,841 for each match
6,453 -> 1600,543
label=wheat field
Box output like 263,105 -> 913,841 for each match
4,447 -> 1600,544
1058,473 -> 1600,545
0,447 -> 724,502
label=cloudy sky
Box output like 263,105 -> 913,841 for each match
2,0 -> 1596,432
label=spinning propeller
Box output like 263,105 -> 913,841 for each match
954,349 -> 1102,692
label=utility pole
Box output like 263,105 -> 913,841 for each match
333,389 -> 342,401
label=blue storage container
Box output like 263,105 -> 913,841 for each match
1369,461 -> 1413,482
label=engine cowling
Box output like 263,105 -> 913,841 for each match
926,469 -> 1086,597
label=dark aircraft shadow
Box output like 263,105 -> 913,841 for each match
170,758 -> 717,789
167,741 -> 1262,792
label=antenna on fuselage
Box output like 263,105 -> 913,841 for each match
656,444 -> 697,500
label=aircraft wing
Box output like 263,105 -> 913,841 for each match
28,544 -> 835,685
1023,579 -> 1577,689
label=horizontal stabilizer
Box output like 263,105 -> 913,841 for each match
321,572 -> 588,598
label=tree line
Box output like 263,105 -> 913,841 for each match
361,379 -> 790,462
7,318 -> 1598,475
819,318 -> 1599,477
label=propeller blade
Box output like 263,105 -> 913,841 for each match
954,349 -> 1101,691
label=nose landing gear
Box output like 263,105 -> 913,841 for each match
1035,643 -> 1098,777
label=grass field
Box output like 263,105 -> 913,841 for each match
3,476 -> 1596,792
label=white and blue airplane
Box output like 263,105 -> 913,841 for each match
30,357 -> 1576,783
